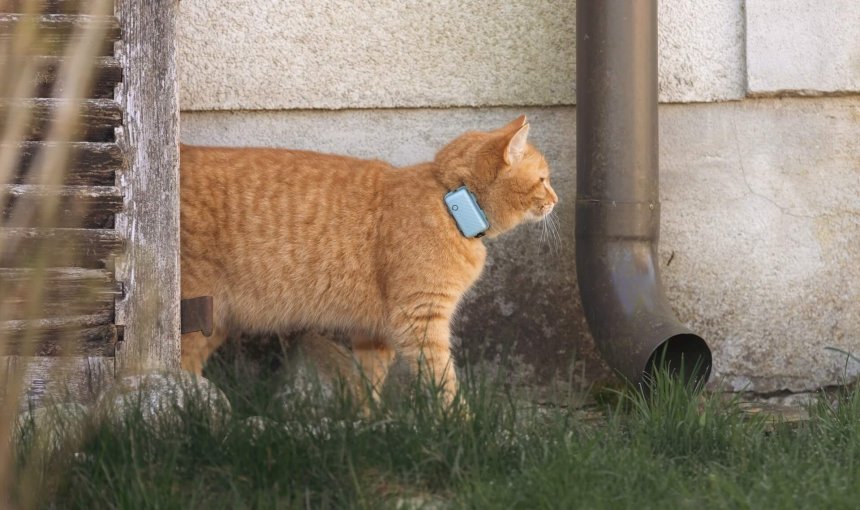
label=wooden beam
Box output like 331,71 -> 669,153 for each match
6,141 -> 123,186
114,0 -> 180,371
0,227 -> 123,268
0,267 -> 120,320
1,184 -> 122,227
0,98 -> 122,141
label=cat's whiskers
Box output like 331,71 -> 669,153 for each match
539,214 -> 551,249
543,209 -> 562,255
538,215 -> 548,246
533,208 -> 561,255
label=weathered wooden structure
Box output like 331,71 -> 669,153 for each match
0,0 -> 179,405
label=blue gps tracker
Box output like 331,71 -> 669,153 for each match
444,186 -> 489,238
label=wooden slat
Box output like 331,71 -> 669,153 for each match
3,311 -> 112,329
0,14 -> 119,55
0,98 -> 121,141
1,184 -> 122,227
0,267 -> 120,320
2,1 -> 112,15
1,317 -> 117,356
6,141 -> 121,185
0,227 -> 123,268
114,0 -> 181,371
21,56 -> 122,98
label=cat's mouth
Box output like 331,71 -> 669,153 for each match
540,203 -> 556,217
526,204 -> 554,222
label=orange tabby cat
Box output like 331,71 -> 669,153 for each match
180,115 -> 557,402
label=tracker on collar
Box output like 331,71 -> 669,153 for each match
444,186 -> 489,238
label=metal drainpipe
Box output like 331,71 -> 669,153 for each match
575,0 -> 712,384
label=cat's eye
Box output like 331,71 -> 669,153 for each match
539,177 -> 546,183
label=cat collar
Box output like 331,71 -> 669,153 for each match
443,186 -> 489,238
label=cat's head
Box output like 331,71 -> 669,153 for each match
435,115 -> 558,237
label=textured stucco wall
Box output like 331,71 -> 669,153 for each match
177,1 -> 860,393
747,0 -> 860,94
660,98 -> 860,392
181,97 -> 860,393
177,0 -> 745,110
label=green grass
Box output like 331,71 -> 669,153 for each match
11,350 -> 860,510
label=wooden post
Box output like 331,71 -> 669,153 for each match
113,0 -> 180,371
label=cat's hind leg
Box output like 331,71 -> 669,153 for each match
180,326 -> 227,376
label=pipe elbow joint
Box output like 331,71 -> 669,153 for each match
575,201 -> 711,386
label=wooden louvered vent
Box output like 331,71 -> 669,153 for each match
1,0 -> 180,406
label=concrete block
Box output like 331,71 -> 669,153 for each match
747,0 -> 860,94
177,0 -> 744,110
660,98 -> 860,392
658,0 -> 746,102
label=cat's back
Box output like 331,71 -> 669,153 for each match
180,144 -> 392,221
180,145 -> 393,317
180,144 -> 391,188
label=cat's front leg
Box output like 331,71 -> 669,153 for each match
391,314 -> 459,406
351,333 -> 397,405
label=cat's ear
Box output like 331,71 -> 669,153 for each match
503,123 -> 530,165
499,115 -> 528,134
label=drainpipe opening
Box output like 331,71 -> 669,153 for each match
644,333 -> 712,386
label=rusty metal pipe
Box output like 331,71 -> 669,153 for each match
575,0 -> 711,384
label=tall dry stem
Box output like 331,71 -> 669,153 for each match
0,0 -> 114,505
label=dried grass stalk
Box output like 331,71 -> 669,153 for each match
0,0 -> 114,503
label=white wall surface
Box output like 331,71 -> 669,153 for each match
746,0 -> 860,94
177,0 -> 746,110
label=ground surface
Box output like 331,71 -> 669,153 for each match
11,347 -> 860,509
